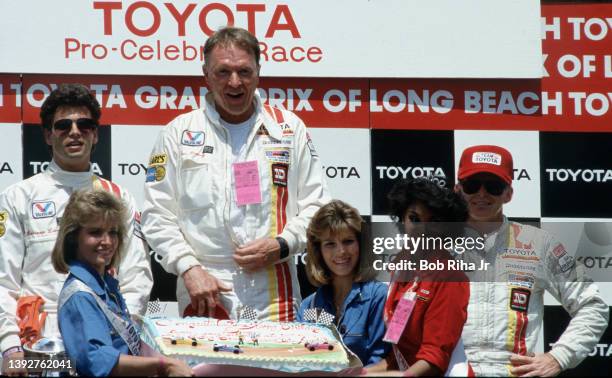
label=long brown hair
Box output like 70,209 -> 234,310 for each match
52,189 -> 127,274
305,200 -> 376,287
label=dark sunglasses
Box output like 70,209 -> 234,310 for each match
461,178 -> 507,196
52,118 -> 97,133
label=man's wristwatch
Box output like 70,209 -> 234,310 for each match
275,236 -> 290,259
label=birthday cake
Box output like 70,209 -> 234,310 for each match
140,317 -> 351,372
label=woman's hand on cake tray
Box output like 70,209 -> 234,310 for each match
182,266 -> 232,317
233,237 -> 281,271
162,357 -> 194,377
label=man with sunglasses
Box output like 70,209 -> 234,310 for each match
0,84 -> 153,375
454,145 -> 608,376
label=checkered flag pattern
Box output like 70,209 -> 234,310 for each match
145,299 -> 166,316
317,309 -> 335,326
238,305 -> 258,321
302,308 -> 318,322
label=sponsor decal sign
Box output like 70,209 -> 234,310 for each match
0,1 -> 540,78
20,75 -> 370,128
540,132 -> 612,218
371,130 -> 454,215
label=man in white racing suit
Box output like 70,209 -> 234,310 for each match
0,84 -> 153,374
141,27 -> 330,320
454,145 -> 609,376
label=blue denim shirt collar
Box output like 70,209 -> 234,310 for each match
320,282 -> 369,311
67,260 -> 119,297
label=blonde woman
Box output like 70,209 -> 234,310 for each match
297,200 -> 390,366
52,190 -> 191,376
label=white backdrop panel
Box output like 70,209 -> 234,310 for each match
309,128 -> 371,215
0,0 -> 541,78
111,124 -> 164,208
0,124 -> 23,192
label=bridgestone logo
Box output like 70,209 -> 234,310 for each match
472,152 -> 501,165
545,168 -> 612,183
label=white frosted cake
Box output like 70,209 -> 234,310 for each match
140,317 -> 351,372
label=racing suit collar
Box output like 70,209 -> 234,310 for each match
480,216 -> 510,254
47,159 -> 94,189
203,91 -> 284,141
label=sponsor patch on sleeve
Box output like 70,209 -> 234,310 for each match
271,163 -> 288,187
145,166 -> 166,183
509,288 -> 531,312
202,146 -> 214,154
306,132 -> 318,157
148,153 -> 167,166
552,244 -> 574,273
181,130 -> 205,146
133,211 -> 144,240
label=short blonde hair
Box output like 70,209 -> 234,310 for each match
52,189 -> 127,274
305,200 -> 375,287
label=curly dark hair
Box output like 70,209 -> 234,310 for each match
39,83 -> 101,130
387,178 -> 468,234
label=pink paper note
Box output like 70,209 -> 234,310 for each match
383,291 -> 416,344
233,161 -> 262,206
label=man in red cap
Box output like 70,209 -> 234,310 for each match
455,145 -> 609,376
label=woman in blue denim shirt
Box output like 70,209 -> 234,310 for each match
297,200 -> 390,366
51,189 -> 192,376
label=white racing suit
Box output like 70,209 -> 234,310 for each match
141,92 -> 330,320
457,218 -> 609,376
0,160 -> 153,353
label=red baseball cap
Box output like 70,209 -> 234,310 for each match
457,145 -> 513,184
